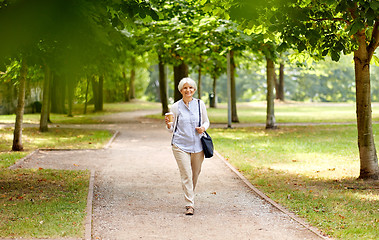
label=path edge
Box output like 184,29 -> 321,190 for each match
85,170 -> 95,240
8,149 -> 40,170
104,130 -> 120,149
214,150 -> 331,240
8,130 -> 119,170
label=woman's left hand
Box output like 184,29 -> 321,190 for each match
195,126 -> 205,134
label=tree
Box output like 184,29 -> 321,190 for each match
230,50 -> 239,122
158,56 -> 169,114
217,0 -> 379,179
272,0 -> 379,179
12,58 -> 27,151
275,61 -> 285,101
39,63 -> 51,132
266,57 -> 276,129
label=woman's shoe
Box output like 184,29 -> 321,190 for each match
185,206 -> 194,215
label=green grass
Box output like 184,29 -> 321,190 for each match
0,100 -> 160,125
0,169 -> 89,238
209,125 -> 379,239
0,127 -> 113,169
0,101 -> 152,238
0,152 -> 28,169
206,102 -> 379,124
0,122 -> 112,238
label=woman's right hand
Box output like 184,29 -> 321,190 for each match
165,116 -> 171,128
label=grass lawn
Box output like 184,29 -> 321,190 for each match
0,118 -> 113,238
0,127 -> 113,169
209,124 -> 379,239
0,169 -> 89,238
0,100 -> 160,125
206,101 -> 379,124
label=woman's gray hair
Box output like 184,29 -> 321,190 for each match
178,77 -> 197,91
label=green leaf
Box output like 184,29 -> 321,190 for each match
349,20 -> 365,36
372,55 -> 379,66
150,10 -> 160,21
371,1 -> 379,10
336,1 -> 347,12
277,42 -> 288,52
138,8 -> 146,19
331,50 -> 340,61
334,42 -> 345,52
366,8 -> 376,26
298,42 -> 306,52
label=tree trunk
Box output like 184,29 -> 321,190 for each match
47,71 -> 52,124
230,50 -> 239,123
91,75 -> 99,111
278,63 -> 285,101
123,71 -> 129,102
67,77 -> 75,117
84,76 -> 89,114
92,75 -> 103,112
198,65 -> 202,99
173,60 -> 188,102
354,30 -> 379,180
198,56 -> 202,99
40,64 -> 51,132
129,68 -> 136,100
12,58 -> 27,151
210,75 -> 217,108
129,57 -> 136,100
274,68 -> 279,99
50,73 -> 66,114
158,56 -> 169,115
98,75 -> 104,111
266,58 -> 276,129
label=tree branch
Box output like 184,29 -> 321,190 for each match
310,17 -> 350,24
367,20 -> 379,61
348,4 -> 358,20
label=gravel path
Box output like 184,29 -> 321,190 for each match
13,110 -> 328,240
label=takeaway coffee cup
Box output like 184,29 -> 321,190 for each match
165,112 -> 174,123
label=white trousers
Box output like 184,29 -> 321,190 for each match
172,145 -> 204,207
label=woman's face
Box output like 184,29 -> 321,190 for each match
180,83 -> 196,98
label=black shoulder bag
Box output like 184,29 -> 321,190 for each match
198,100 -> 214,158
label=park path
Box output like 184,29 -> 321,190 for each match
15,110 -> 327,240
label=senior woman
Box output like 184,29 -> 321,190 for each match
165,77 -> 210,215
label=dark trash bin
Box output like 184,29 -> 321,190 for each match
209,92 -> 216,108
33,101 -> 42,113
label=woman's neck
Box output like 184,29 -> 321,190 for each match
182,97 -> 193,106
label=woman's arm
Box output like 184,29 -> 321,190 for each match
166,102 -> 179,132
200,100 -> 210,130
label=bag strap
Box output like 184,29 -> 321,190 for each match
198,100 -> 201,127
174,114 -> 179,133
171,110 -> 179,145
